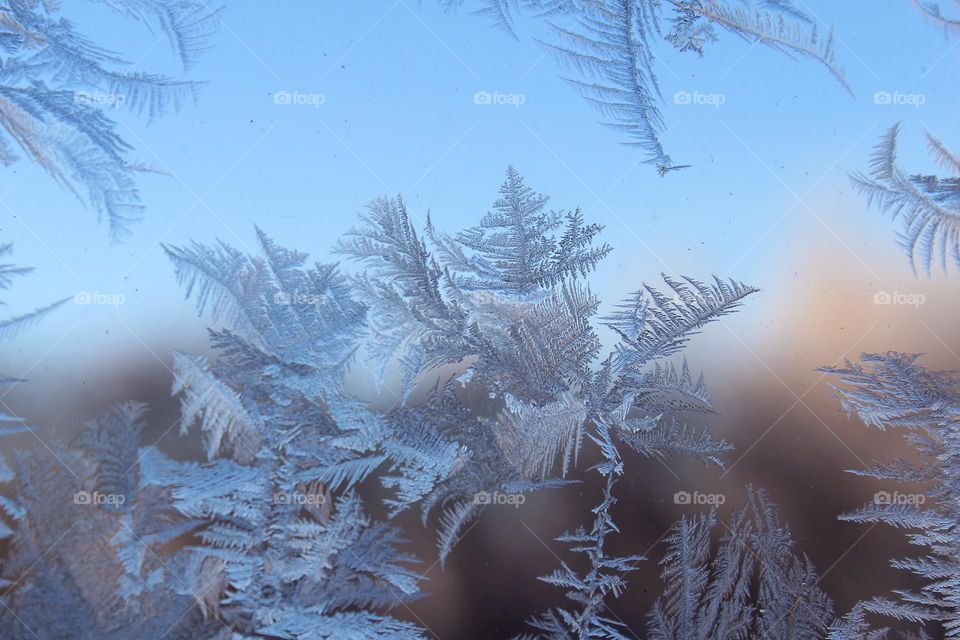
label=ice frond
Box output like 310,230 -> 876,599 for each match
552,208 -> 613,284
333,169 -> 754,566
828,604 -> 891,640
137,446 -> 266,524
172,351 -> 262,462
691,0 -> 850,93
0,94 -> 145,242
927,129 -> 960,175
256,610 -> 429,640
338,196 -> 450,313
0,1 -> 217,239
0,412 -> 219,638
379,388 -> 468,516
166,231 -> 366,383
617,417 -> 733,467
520,421 -> 644,640
337,194 -> 470,391
501,281 -> 602,400
0,295 -> 69,344
819,352 -> 955,432
72,401 -> 147,511
379,379 -> 575,563
164,238 -> 262,337
667,0 -> 719,55
95,0 -> 222,70
441,0 -> 522,38
543,0 -> 671,165
852,123 -> 960,275
445,2 -> 848,168
755,0 -> 816,24
821,353 -> 960,636
522,0 -> 590,16
647,508 -> 752,640
336,167 -> 612,399
913,0 -> 960,35
495,391 -> 588,479
454,167 -> 611,291
142,442 -> 426,634
649,488 -> 833,640
437,499 -> 484,567
860,596 -> 945,628
630,358 -> 713,413
603,274 -> 758,370
0,243 -> 67,353
748,488 -> 835,639
158,227 -> 429,637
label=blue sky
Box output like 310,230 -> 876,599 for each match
3,0 -> 958,393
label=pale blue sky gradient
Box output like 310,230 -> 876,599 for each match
3,0 -> 958,394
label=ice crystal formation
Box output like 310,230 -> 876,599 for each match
517,421 -> 644,640
646,487 -> 835,640
16,166 -> 952,640
0,0 -> 219,240
914,0 -> 960,34
822,354 -> 960,639
0,167 -> 779,638
852,124 -> 960,276
0,243 -> 67,351
849,1 -> 960,278
0,242 -> 66,521
0,2 -> 955,639
337,166 -> 757,566
440,0 -> 849,171
519,427 -> 836,640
